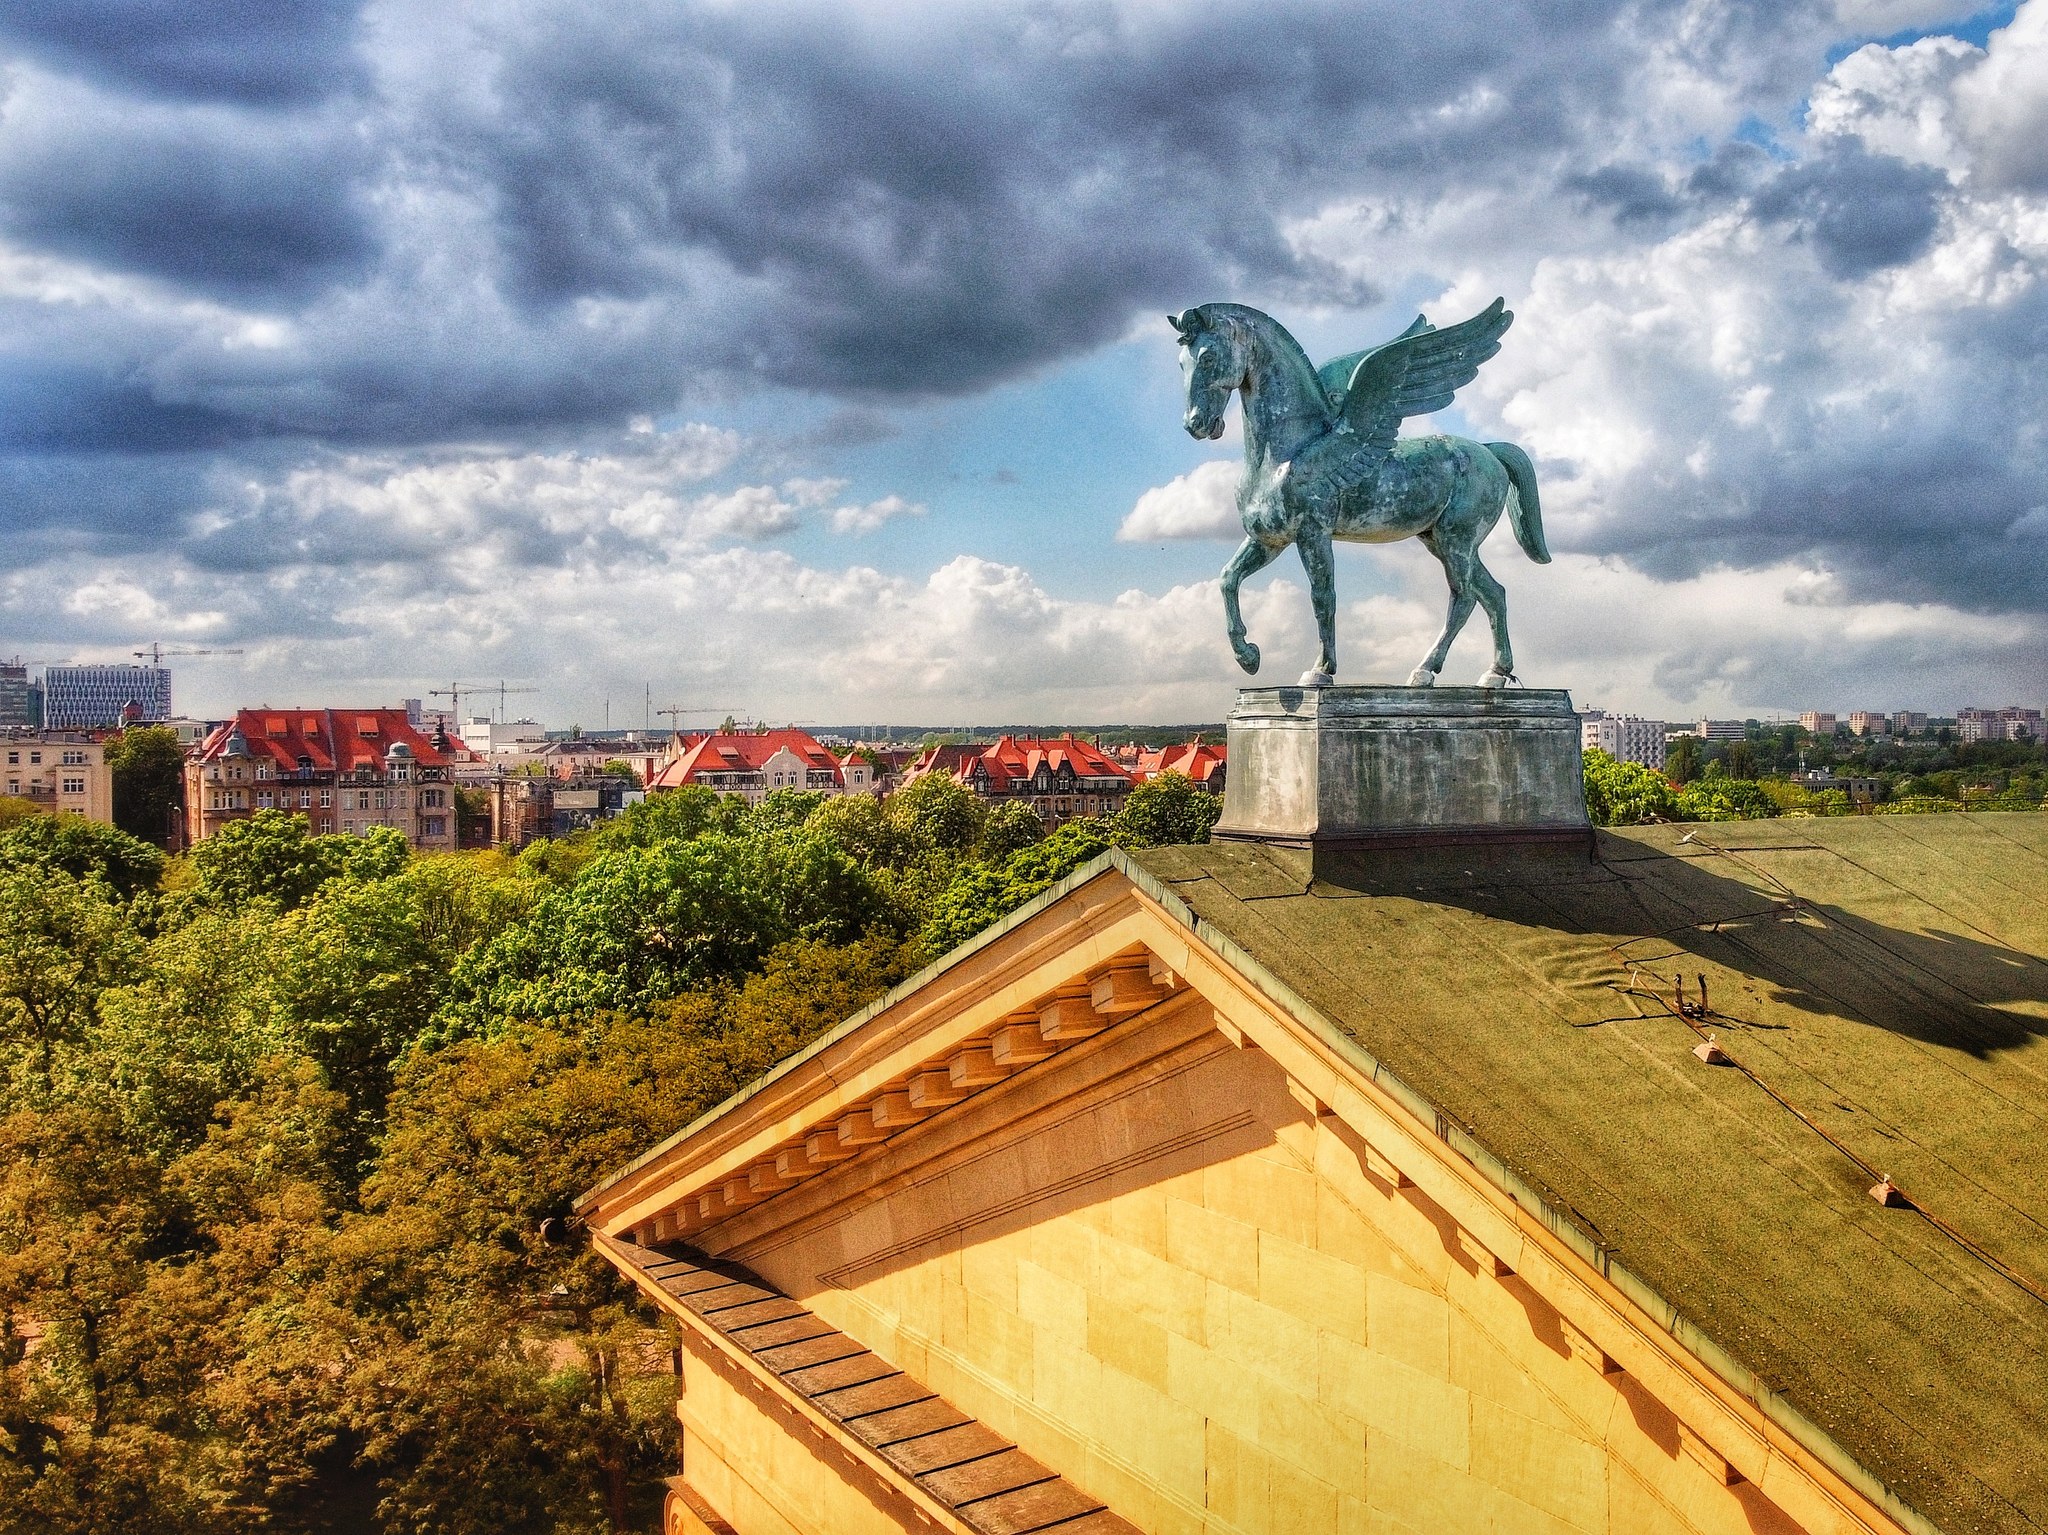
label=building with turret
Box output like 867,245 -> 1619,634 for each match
183,707 -> 458,851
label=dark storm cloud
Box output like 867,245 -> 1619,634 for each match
0,1 -> 366,105
461,2 -> 1624,393
1751,142 -> 1948,278
0,108 -> 377,299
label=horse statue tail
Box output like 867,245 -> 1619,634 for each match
1485,441 -> 1549,564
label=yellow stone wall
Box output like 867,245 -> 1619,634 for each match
729,1003 -> 1808,1535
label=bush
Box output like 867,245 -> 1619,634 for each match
1581,750 -> 1677,826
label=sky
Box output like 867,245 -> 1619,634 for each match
1,0 -> 2044,727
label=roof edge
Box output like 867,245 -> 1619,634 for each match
574,846 -> 1132,1212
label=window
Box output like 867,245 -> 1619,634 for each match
373,790 -> 387,810
256,791 -> 275,808
4,780 -> 16,796
299,790 -> 312,808
256,761 -> 272,779
4,752 -> 15,765
29,752 -> 41,765
319,789 -> 332,807
421,789 -> 445,808
423,816 -> 447,837
61,751 -> 86,766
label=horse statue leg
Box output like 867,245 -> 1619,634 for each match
1295,527 -> 1337,686
1407,528 -> 1476,687
1220,536 -> 1282,675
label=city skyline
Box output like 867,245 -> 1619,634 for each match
3,4 -> 2047,723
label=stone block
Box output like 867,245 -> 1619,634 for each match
1260,1230 -> 1368,1345
1165,1196 -> 1261,1296
1366,1272 -> 1451,1377
1320,1334 -> 1471,1468
1087,1303 -> 1170,1392
1214,685 -> 1590,849
1469,1397 -> 1610,1530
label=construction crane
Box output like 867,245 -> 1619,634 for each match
427,680 -> 539,723
132,644 -> 245,665
655,705 -> 737,738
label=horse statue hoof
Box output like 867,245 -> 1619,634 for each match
1478,669 -> 1512,688
1298,668 -> 1334,688
1235,642 -> 1261,675
1406,667 -> 1437,687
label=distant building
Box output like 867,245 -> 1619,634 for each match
185,708 -> 458,851
1135,740 -> 1228,793
927,735 -> 1135,826
1581,711 -> 1668,770
1793,769 -> 1880,803
1798,711 -> 1837,737
458,716 -> 548,755
1,730 -> 113,823
489,775 -> 553,850
1957,706 -> 2043,743
648,729 -> 869,804
1846,712 -> 1890,737
1694,719 -> 1746,741
0,660 -> 40,727
43,663 -> 170,728
1891,711 -> 1929,735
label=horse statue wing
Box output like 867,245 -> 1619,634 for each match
1338,298 -> 1512,457
1315,314 -> 1432,407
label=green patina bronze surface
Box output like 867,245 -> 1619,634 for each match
1171,300 -> 1550,688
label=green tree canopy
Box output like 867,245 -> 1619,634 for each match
0,814 -> 164,899
1582,750 -> 1678,826
189,810 -> 406,912
105,726 -> 187,847
1113,771 -> 1222,847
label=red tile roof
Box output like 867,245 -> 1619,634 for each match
649,729 -> 846,792
1139,741 -> 1227,786
947,735 -> 1133,793
198,708 -> 455,775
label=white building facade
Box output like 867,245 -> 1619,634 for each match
1581,711 -> 1669,769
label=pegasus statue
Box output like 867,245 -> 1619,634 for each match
1170,299 -> 1548,688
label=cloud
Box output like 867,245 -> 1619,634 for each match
3,0 -> 2048,718
1118,460 -> 1241,543
829,494 -> 924,535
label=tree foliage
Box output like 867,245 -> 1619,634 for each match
105,727 -> 187,848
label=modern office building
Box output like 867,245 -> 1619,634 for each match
41,663 -> 171,728
0,660 -> 40,727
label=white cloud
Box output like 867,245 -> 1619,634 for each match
829,494 -> 926,534
1118,460 -> 1241,542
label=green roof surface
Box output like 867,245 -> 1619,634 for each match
1131,816 -> 2048,1535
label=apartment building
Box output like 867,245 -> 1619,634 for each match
185,708 -> 458,851
1580,710 -> 1668,769
914,734 -> 1135,826
0,730 -> 113,823
1798,711 -> 1838,736
1957,706 -> 2043,743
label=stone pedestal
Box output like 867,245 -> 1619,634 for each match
1213,685 -> 1590,850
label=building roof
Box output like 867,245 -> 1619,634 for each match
649,728 -> 845,791
196,708 -> 454,775
600,1237 -> 1138,1535
951,734 -> 1133,792
1138,740 -> 1226,785
1131,817 -> 2048,1535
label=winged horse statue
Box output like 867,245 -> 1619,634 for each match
1170,299 -> 1548,688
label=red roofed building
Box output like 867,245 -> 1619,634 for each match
646,729 -> 875,803
1138,739 -> 1227,794
918,734 -> 1134,827
183,708 -> 460,851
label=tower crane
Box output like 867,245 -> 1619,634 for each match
133,644 -> 245,665
654,705 -> 737,739
426,681 -> 540,723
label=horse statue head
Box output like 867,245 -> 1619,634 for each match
1170,307 -> 1239,442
